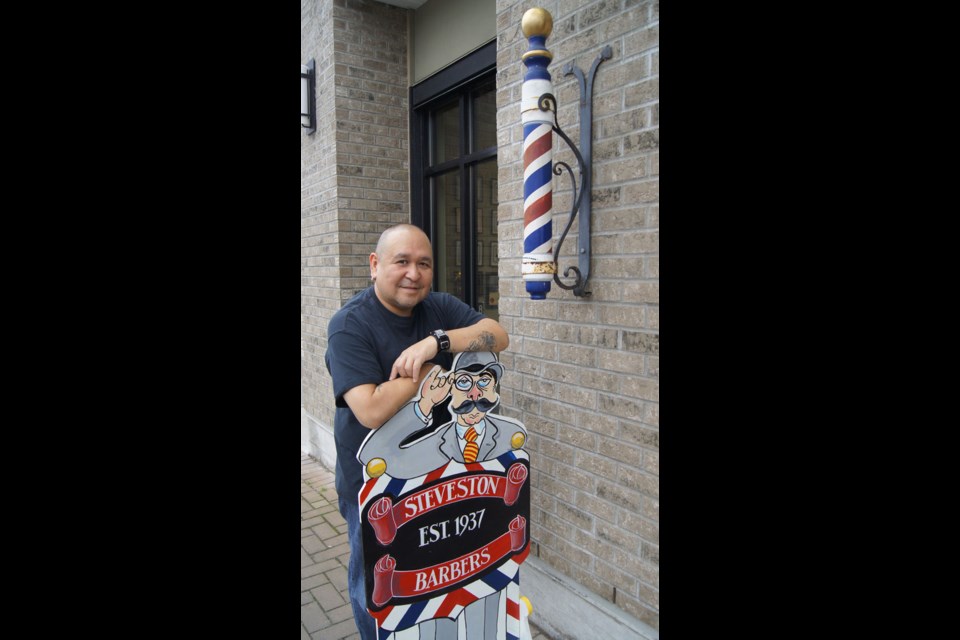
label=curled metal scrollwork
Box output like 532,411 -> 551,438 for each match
551,161 -> 583,292
531,46 -> 610,298
537,93 -> 558,126
537,95 -> 590,295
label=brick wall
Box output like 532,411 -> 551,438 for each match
495,0 -> 660,629
301,0 -> 411,432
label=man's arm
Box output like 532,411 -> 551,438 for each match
448,317 -> 509,354
343,362 -> 438,429
389,318 -> 509,381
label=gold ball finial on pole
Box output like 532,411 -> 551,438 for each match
521,7 -> 553,38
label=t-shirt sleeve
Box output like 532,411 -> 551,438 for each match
325,324 -> 383,408
437,292 -> 486,329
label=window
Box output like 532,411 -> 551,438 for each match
411,41 -> 499,320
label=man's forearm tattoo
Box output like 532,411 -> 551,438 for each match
467,331 -> 496,351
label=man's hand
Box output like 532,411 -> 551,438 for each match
389,336 -> 438,382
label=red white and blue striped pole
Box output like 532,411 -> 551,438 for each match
520,8 -> 556,300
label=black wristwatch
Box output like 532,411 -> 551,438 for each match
430,329 -> 450,352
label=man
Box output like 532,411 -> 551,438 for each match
358,351 -> 526,479
325,224 -> 509,640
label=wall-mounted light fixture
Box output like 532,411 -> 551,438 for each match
301,59 -> 315,135
520,8 -> 611,299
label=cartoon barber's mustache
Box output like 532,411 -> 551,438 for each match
451,397 -> 498,415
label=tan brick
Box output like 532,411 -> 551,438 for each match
621,512 -> 659,545
593,137 -> 623,161
576,409 -> 618,436
515,391 -> 541,414
627,401 -> 656,436
540,322 -> 579,342
558,343 -> 597,367
618,593 -> 659,631
541,362 -> 580,385
624,180 -> 659,204
619,376 -> 658,402
579,326 -> 619,348
595,558 -> 639,596
540,437 -> 575,465
598,435 -> 643,466
595,157 -> 648,185
596,478 -> 643,512
556,499 -> 596,533
530,525 -> 555,552
523,299 -> 559,319
645,355 -> 658,379
512,355 -> 543,376
523,376 -> 556,399
598,392 -> 645,421
640,495 -> 659,522
644,304 -> 659,330
575,490 -> 617,525
641,449 -> 659,476
640,540 -> 659,566
621,231 -> 658,255
615,545 -> 659,590
540,399 -> 578,427
575,450 -> 618,481
539,473 -> 576,505
643,255 -> 659,278
513,318 -> 543,338
594,208 -> 644,232
540,509 -> 575,542
621,421 -> 659,450
524,414 -> 559,440
590,233 -> 619,255
579,368 -> 618,392
577,0 -> 620,28
597,350 -> 645,375
636,582 -> 659,611
539,546 -> 574,580
551,538 -> 596,582
571,565 -> 616,602
623,129 -> 659,155
598,304 -> 646,328
618,466 -> 658,500
562,386 -> 597,411
557,302 -> 598,323
597,520 -> 641,554
621,330 -> 658,355
557,424 -> 598,452
600,107 -> 647,138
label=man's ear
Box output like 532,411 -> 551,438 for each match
369,252 -> 378,280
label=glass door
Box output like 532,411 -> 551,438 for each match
411,43 -> 498,320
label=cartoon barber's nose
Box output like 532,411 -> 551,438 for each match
468,386 -> 482,401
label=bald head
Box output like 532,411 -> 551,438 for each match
376,224 -> 431,256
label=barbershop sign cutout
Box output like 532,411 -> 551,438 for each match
357,352 -> 530,638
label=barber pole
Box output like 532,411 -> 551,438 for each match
520,8 -> 557,300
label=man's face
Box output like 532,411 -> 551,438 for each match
450,370 -> 498,426
370,229 -> 433,316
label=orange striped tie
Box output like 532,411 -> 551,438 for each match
463,426 -> 479,463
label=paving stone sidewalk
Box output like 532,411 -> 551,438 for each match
301,452 -> 549,640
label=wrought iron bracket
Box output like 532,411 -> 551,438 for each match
536,45 -> 612,297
